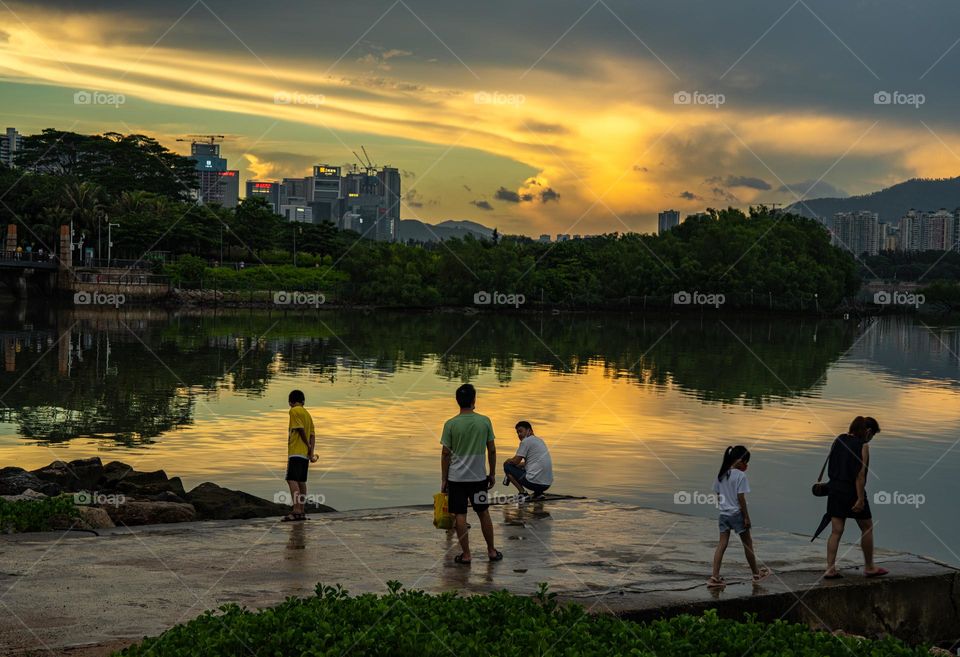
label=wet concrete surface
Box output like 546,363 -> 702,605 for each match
0,499 -> 956,654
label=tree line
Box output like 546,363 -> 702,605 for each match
1,129 -> 862,309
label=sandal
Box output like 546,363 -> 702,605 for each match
454,554 -> 472,565
823,571 -> 843,580
864,567 -> 888,578
706,576 -> 726,588
753,567 -> 771,582
489,550 -> 504,562
281,513 -> 300,522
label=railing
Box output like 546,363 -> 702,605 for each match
0,250 -> 58,264
71,272 -> 170,286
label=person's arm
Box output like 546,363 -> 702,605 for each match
487,440 -> 497,489
308,431 -> 316,461
852,443 -> 870,512
505,454 -> 524,467
441,446 -> 451,492
737,493 -> 751,529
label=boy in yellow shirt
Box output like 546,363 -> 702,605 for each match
284,389 -> 316,522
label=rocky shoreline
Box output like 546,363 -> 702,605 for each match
0,457 -> 335,531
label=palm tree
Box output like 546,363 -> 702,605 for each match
63,181 -> 104,237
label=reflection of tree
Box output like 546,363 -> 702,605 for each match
0,310 -> 859,444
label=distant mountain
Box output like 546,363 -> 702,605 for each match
788,177 -> 960,223
399,219 -> 494,243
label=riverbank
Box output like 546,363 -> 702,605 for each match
1,499 -> 956,655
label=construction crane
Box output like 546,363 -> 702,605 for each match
176,134 -> 226,145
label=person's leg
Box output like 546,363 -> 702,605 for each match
297,482 -> 308,515
454,513 -> 471,561
285,479 -> 299,516
738,530 -> 760,575
826,517 -> 846,575
504,462 -> 526,495
475,508 -> 498,558
856,518 -> 876,571
711,530 -> 730,580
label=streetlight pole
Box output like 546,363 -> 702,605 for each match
107,222 -> 119,267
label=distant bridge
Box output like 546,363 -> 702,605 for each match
0,251 -> 59,271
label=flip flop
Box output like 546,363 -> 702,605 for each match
753,568 -> 771,582
823,572 -> 844,580
865,567 -> 889,578
281,514 -> 301,522
454,554 -> 472,565
489,550 -> 504,562
706,576 -> 726,588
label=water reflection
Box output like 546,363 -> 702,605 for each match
0,308 -> 864,444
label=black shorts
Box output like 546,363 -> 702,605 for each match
447,479 -> 490,515
285,457 -> 309,483
827,485 -> 871,520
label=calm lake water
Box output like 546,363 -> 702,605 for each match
1,306 -> 959,564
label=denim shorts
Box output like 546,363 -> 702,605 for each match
718,512 -> 747,534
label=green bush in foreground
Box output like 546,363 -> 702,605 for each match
0,495 -> 78,533
117,582 -> 928,657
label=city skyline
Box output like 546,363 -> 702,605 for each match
2,1 -> 960,235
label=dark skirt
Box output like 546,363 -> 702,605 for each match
827,484 -> 871,520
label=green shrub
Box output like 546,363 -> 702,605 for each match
116,583 -> 928,656
0,495 -> 79,533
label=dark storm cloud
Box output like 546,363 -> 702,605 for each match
494,187 -> 532,203
708,175 -> 771,190
471,199 -> 494,210
539,187 -> 560,203
679,191 -> 701,201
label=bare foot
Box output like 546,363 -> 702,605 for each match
706,576 -> 726,588
752,567 -> 771,582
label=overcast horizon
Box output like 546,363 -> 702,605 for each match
2,0 -> 960,234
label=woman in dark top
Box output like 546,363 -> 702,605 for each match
824,416 -> 886,579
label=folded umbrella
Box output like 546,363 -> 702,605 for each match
811,512 -> 831,541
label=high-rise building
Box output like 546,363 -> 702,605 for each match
185,140 -> 239,208
310,165 -> 342,225
0,127 -> 24,167
538,234 -> 551,243
830,211 -> 879,256
245,181 -> 280,212
898,209 -> 956,252
377,166 -> 401,242
658,210 -> 681,234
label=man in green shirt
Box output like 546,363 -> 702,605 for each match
440,383 -> 502,564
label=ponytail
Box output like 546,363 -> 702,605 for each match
717,444 -> 751,481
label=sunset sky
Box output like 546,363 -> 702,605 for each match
2,0 -> 960,235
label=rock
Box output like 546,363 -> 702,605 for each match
106,501 -> 196,526
77,506 -> 115,530
0,488 -> 48,502
142,491 -> 188,504
100,461 -> 133,486
32,457 -> 104,492
0,468 -> 61,496
115,476 -> 185,498
186,482 -> 335,520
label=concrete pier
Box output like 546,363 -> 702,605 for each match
0,499 -> 956,655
